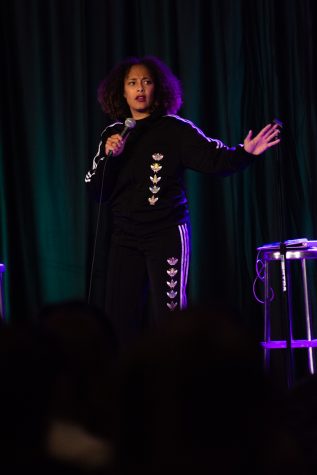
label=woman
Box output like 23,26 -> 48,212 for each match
85,55 -> 280,349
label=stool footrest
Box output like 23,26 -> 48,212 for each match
262,339 -> 317,349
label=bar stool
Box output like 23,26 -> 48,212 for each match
0,263 -> 5,320
255,241 -> 317,381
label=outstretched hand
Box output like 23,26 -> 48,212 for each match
244,123 -> 281,155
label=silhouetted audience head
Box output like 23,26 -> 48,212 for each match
36,300 -> 117,434
0,321 -> 58,472
284,374 -> 317,474
111,304 -> 304,474
36,300 -> 118,471
0,300 -> 118,474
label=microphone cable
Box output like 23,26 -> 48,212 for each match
87,118 -> 136,304
87,154 -> 109,305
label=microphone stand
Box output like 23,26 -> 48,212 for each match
275,118 -> 294,388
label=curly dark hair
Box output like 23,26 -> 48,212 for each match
97,56 -> 183,120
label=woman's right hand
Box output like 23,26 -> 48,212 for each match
105,134 -> 125,156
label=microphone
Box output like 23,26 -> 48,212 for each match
121,117 -> 136,138
107,117 -> 136,157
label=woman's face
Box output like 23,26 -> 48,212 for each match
123,64 -> 155,119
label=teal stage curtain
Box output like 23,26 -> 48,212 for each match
1,0 -> 317,335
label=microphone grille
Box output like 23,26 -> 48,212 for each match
125,117 -> 136,129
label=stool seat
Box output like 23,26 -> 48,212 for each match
261,248 -> 317,261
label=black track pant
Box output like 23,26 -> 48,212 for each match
105,223 -> 191,349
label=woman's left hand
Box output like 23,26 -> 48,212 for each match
244,123 -> 281,155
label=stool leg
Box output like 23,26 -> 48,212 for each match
301,259 -> 315,374
264,259 -> 271,370
0,273 -> 4,320
286,258 -> 294,342
284,257 -> 296,388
